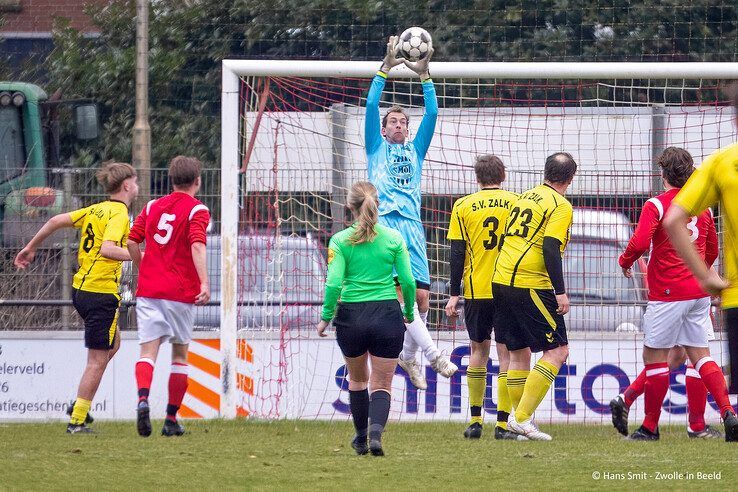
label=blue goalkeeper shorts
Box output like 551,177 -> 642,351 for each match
379,211 -> 430,289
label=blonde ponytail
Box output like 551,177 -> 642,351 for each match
347,181 -> 379,244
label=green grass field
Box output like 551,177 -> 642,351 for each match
0,420 -> 735,490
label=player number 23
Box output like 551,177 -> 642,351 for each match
154,213 -> 176,245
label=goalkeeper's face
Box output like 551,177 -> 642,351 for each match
382,112 -> 409,144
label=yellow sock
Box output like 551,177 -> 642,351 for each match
496,371 -> 511,429
507,369 -> 529,411
70,398 -> 91,425
467,366 -> 486,425
515,360 -> 559,423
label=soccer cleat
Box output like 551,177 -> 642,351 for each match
162,418 -> 185,437
351,436 -> 368,455
66,423 -> 94,434
136,400 -> 152,438
626,425 -> 660,441
463,422 -> 483,439
609,395 -> 629,437
398,357 -> 428,390
66,400 -> 94,425
687,425 -> 723,439
369,438 -> 384,456
430,354 -> 458,378
495,426 -> 529,441
723,410 -> 738,442
508,418 -> 552,441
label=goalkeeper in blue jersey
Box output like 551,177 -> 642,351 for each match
365,36 -> 458,388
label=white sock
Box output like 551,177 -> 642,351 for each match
403,306 -> 440,362
400,331 -> 419,362
419,309 -> 428,324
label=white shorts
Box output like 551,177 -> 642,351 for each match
136,297 -> 194,345
642,297 -> 713,349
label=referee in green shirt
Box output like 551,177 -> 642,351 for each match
317,181 -> 416,457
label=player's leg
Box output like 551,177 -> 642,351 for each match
368,356 -> 397,456
161,300 -> 195,437
464,339 -> 490,439
344,353 -> 370,455
161,342 -> 189,437
333,301 -> 372,455
67,290 -> 119,433
681,298 -> 737,441
666,345 -> 710,438
509,288 -> 568,441
626,301 -> 678,441
134,297 -> 172,437
494,342 -> 526,440
365,300 -> 405,456
726,308 -> 738,394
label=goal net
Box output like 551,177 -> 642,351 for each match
219,61 -> 738,422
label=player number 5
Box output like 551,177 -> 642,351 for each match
154,213 -> 176,245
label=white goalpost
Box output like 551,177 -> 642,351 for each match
219,60 -> 738,419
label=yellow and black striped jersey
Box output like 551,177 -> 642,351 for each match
492,184 -> 573,290
674,141 -> 738,308
69,200 -> 130,294
447,188 -> 518,299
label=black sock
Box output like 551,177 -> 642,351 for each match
349,389 -> 369,439
497,410 -> 509,426
368,391 -> 391,441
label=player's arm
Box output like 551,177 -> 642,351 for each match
445,201 -> 465,319
100,210 -> 132,261
365,36 -> 402,157
14,212 -> 74,269
127,207 -> 147,267
665,156 -> 727,295
543,203 -> 573,314
320,239 -> 346,323
394,238 -> 417,322
405,47 -> 437,160
189,208 -> 211,305
618,200 -> 660,277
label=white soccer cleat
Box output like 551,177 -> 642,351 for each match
398,357 -> 428,390
430,354 -> 458,378
508,418 -> 552,441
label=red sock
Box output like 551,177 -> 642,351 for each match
685,365 -> 707,432
624,368 -> 647,407
167,363 -> 189,421
135,358 -> 155,402
696,357 -> 735,418
643,362 -> 669,433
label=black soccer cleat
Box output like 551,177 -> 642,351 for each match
463,422 -> 483,439
66,423 -> 94,434
66,400 -> 94,425
162,418 -> 186,437
627,425 -> 659,441
369,438 -> 384,456
137,400 -> 152,438
351,436 -> 368,455
609,396 -> 629,437
723,410 -> 738,442
687,425 -> 723,439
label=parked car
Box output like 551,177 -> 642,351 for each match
193,235 -> 326,331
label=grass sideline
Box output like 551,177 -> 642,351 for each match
0,420 -> 734,490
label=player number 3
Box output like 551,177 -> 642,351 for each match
154,213 -> 176,245
687,216 -> 699,243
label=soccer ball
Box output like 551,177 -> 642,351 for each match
397,27 -> 432,62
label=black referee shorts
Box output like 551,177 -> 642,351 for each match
491,283 -> 567,353
72,288 -> 120,350
333,300 -> 405,359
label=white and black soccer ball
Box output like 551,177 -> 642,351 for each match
397,27 -> 432,62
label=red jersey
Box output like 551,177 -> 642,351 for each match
618,188 -> 718,302
129,192 -> 210,303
